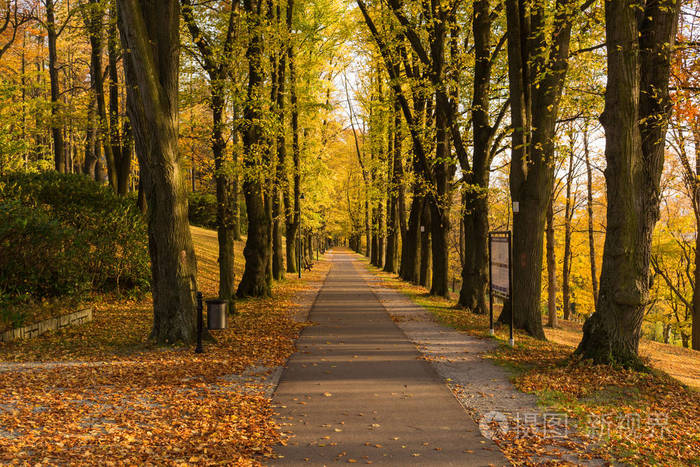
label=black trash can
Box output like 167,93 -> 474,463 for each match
206,299 -> 227,330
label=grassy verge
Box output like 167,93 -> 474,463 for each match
0,227 -> 331,465
359,255 -> 700,466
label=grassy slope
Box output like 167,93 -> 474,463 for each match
545,321 -> 700,390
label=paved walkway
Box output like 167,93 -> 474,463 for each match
272,250 -> 506,466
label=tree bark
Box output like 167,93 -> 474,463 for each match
118,0 -> 198,344
576,0 -> 680,367
546,197 -> 558,328
284,0 -> 299,274
238,0 -> 271,297
46,0 -> 66,173
182,0 -> 238,305
384,100 -> 401,273
420,202 -> 431,289
583,125 -> 598,310
272,0 -> 287,280
86,0 -> 117,191
562,140 -> 574,320
458,0 -> 498,314
84,97 -> 97,177
428,76 -> 453,297
212,86 -> 236,306
108,1 -> 132,195
500,0 -> 578,339
400,194 -> 423,283
693,121 -> 700,350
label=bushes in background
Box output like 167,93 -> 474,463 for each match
0,172 -> 150,305
187,191 -> 218,229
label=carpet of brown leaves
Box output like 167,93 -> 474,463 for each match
0,226 -> 331,465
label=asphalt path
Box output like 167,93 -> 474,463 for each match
271,250 -> 507,466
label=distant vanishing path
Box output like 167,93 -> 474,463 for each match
272,250 -> 506,466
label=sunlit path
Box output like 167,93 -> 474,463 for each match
272,249 -> 505,465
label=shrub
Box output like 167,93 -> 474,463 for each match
188,191 -> 217,229
0,172 -> 150,304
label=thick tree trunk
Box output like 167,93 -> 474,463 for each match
284,2 -> 300,274
576,0 -> 679,367
232,170 -> 242,240
692,122 -> 700,351
238,0 -> 271,297
501,0 -> 576,339
420,202 -> 431,289
460,192 -> 489,313
118,0 -> 198,344
86,0 -> 117,191
429,104 -> 452,298
84,98 -> 98,177
212,86 -> 236,307
584,127 -> 598,311
46,0 -> 65,173
376,200 -> 384,268
364,195 -> 371,258
400,194 -> 422,283
562,144 -> 574,320
457,0 -> 493,314
546,197 -> 558,328
272,10 -> 287,280
384,103 -> 401,273
430,204 -> 449,297
182,0 -> 240,303
239,180 -> 272,297
108,2 -> 132,195
371,208 -> 379,266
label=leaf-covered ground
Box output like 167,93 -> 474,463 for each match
362,259 -> 700,466
0,226 -> 331,465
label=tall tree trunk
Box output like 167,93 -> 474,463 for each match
364,193 -> 371,258
400,194 -> 422,283
118,0 -> 198,344
546,197 -> 558,328
420,202 -> 432,289
576,0 -> 680,367
46,0 -> 65,173
457,0 -> 495,314
232,170 -> 242,240
212,83 -> 236,307
272,2 -> 287,280
429,104 -> 452,298
108,1 -> 132,195
284,0 -> 299,274
562,141 -> 574,320
500,0 -> 577,339
84,97 -> 97,177
584,126 -> 598,311
182,0 -> 239,303
376,193 -> 385,269
86,0 -> 117,191
693,121 -> 700,350
238,0 -> 271,297
384,101 -> 401,273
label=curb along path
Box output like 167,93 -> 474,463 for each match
271,249 -> 506,466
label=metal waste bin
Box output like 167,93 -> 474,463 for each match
206,299 -> 227,330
